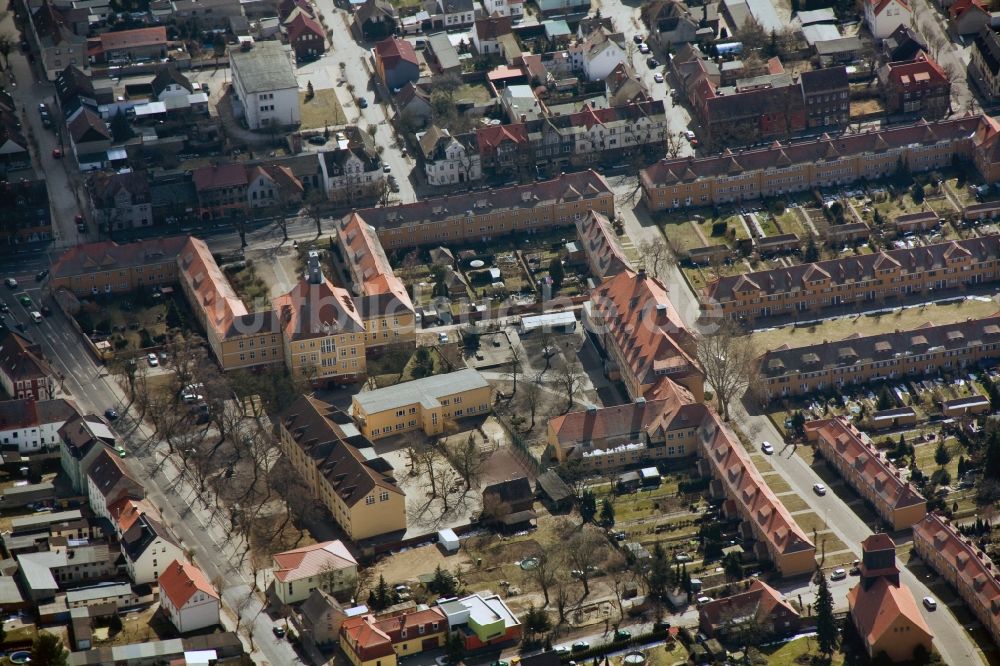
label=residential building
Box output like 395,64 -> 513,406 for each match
472,15 -> 513,55
335,214 -> 417,354
973,114 -> 1000,183
85,448 -> 145,521
799,67 -> 850,128
879,51 -> 950,118
272,275 -> 368,385
66,582 -> 142,611
914,512 -> 1000,649
108,496 -> 160,539
158,560 -> 220,633
318,131 -> 385,203
882,24 -> 928,61
574,210 -> 632,280
17,541 -> 116,602
578,29 -> 627,81
641,0 -> 700,48
973,27 -> 1000,100
351,369 -> 492,440
605,62 -> 650,106
0,178 -> 51,245
848,534 -> 934,662
0,111 -> 28,174
698,409 -> 816,577
98,27 -> 168,62
67,107 -> 112,163
500,84 -> 542,123
395,83 -> 432,128
641,116 -> 991,211
151,66 -> 194,101
422,0 -> 475,28
341,607 -> 448,666
805,418 -> 926,530
272,540 -> 359,604
354,170 -> 615,248
374,38 -> 420,90
168,0 -> 244,28
418,126 -> 481,186
277,395 -> 406,541
298,591 -> 363,648
0,398 -> 78,453
230,41 -> 300,130
536,0 -> 589,16
475,123 -> 532,181
285,10 -> 325,60
482,477 -> 534,517
699,579 -> 800,639
355,0 -> 398,40
0,330 -> 57,401
547,385 -> 699,470
27,0 -> 87,81
247,164 -> 304,209
176,236 -> 284,372
706,236 -> 1000,321
87,171 -> 153,231
949,0 -> 990,35
121,513 -> 184,584
436,593 -> 522,649
58,414 -> 117,493
192,164 -> 249,220
483,0 -> 524,17
583,269 -> 704,401
864,0 -> 912,40
49,236 -> 187,296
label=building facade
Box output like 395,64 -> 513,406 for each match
158,560 -> 220,633
49,236 -> 187,296
230,42 -> 301,130
879,51 -> 950,118
0,331 -> 56,402
0,398 -> 78,453
272,541 -> 358,604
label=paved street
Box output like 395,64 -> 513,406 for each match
913,0 -> 977,114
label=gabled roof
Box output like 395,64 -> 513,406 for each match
475,14 -> 512,40
868,0 -> 910,16
50,236 -> 187,280
847,577 -> 932,650
88,171 -> 151,207
699,579 -> 799,630
0,330 -> 56,386
159,559 -> 218,609
99,27 -> 167,52
151,66 -> 193,97
122,513 -> 179,562
286,10 -> 325,42
0,398 -> 77,431
882,51 -> 948,89
86,448 -> 144,505
192,164 -> 248,192
483,477 -> 533,505
272,540 -> 357,582
356,0 -> 397,23
574,210 -> 633,279
799,66 -> 848,94
337,214 -> 413,312
108,497 -> 160,535
883,24 -> 928,61
374,37 -> 418,67
68,107 -> 111,144
272,277 -> 365,341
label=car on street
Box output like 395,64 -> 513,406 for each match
30,311 -> 42,323
571,641 -> 589,652
39,104 -> 52,128
36,269 -> 48,281
633,34 -> 644,43
653,72 -> 663,83
831,568 -> 847,581
639,43 -> 650,54
813,483 -> 827,495
383,164 -> 391,173
358,98 -> 368,108
147,353 -> 159,367
684,130 -> 696,141
19,295 -> 31,307
761,441 -> 774,454
438,332 -> 448,343
104,408 -> 119,420
0,300 -> 7,312
646,57 -> 659,68
554,646 -> 571,655
307,135 -> 327,145
272,625 -> 286,638
4,278 -> 16,288
40,305 -> 51,316
51,147 -> 62,159
614,630 -> 631,641
923,596 -> 937,610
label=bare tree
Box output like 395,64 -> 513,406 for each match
163,332 -> 202,398
522,380 -> 543,431
448,433 -> 486,491
553,576 -> 572,624
530,550 -> 560,607
304,188 -> 326,235
505,344 -> 523,398
665,132 -> 684,159
694,319 -> 760,420
481,493 -> 512,525
637,238 -> 673,280
563,529 -> 607,597
554,363 -> 586,413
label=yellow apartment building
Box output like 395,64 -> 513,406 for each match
351,368 -> 493,440
49,236 -> 188,296
278,395 -> 406,541
273,276 -> 368,386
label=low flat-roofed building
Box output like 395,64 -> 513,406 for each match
437,592 -> 522,649
66,582 -> 140,610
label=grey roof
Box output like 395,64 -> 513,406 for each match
11,510 -> 84,533
0,576 -> 24,605
427,32 -> 460,70
796,7 -> 837,24
66,582 -> 134,604
353,368 -> 489,414
814,35 -> 863,54
745,0 -> 782,33
802,23 -> 841,46
231,41 -> 298,93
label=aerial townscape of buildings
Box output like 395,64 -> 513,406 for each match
7,0 -> 1000,661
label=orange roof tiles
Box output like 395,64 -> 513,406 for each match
192,164 -> 249,192
699,579 -> 799,631
158,559 -> 218,610
99,26 -> 167,52
50,236 -> 187,280
108,497 -> 160,534
272,277 -> 364,341
847,577 -> 932,650
374,37 -> 417,66
341,615 -> 395,660
337,214 -> 413,311
272,540 -> 357,583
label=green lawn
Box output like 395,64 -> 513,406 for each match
761,636 -> 845,666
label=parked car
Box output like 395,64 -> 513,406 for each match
639,43 -> 650,54
104,408 -> 119,420
831,568 -> 847,581
761,441 -> 774,454
4,278 -> 17,288
0,300 -> 7,312
614,630 -> 631,641
40,305 -> 51,316
571,642 -> 589,652
646,57 -> 659,68
382,164 -> 391,173
272,625 -> 286,638
51,147 -> 62,159
653,72 -> 663,83
36,269 -> 48,281
358,98 -> 368,109
923,596 -> 937,610
813,483 -> 827,496
633,34 -> 644,43
147,352 -> 159,367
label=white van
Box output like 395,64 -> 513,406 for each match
30,311 -> 42,323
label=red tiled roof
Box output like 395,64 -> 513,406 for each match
337,214 -> 413,310
869,0 -> 910,14
192,164 -> 248,192
374,37 -> 417,66
108,497 -> 160,534
50,236 -> 188,280
700,579 -> 799,631
158,559 -> 218,609
272,540 -> 357,583
948,0 -> 986,18
862,533 -> 896,552
847,577 -> 932,651
341,616 -> 395,660
286,10 -> 324,43
883,51 -> 948,88
574,210 -> 633,279
476,122 -> 529,153
272,278 -> 365,341
99,26 -> 167,52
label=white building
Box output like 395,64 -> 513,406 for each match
418,127 -> 482,186
122,513 -> 185,584
229,41 -> 301,130
272,541 -> 359,605
158,559 -> 220,633
864,0 -> 912,39
0,398 -> 78,453
87,171 -> 153,231
483,0 -> 523,18
500,84 -> 542,122
66,582 -> 142,610
579,31 -> 627,82
85,448 -> 144,521
318,141 -> 385,202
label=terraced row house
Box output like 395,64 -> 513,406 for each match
913,513 -> 1000,650
352,170 -> 614,248
640,115 -> 1000,211
756,313 -> 1000,400
702,236 -> 1000,321
805,418 -> 926,530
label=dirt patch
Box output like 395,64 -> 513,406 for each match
375,542 -> 472,586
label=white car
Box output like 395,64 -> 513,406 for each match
813,483 -> 827,496
923,596 -> 937,610
147,353 -> 159,367
761,441 -> 774,454
438,332 -> 448,343
639,43 -> 650,54
653,73 -> 664,83
831,568 -> 846,581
